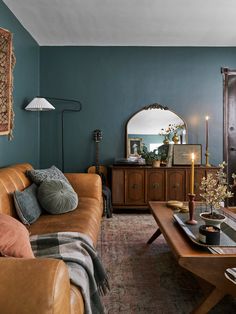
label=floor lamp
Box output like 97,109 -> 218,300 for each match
25,97 -> 82,172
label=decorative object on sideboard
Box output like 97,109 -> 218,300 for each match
128,137 -> 143,156
186,153 -> 198,225
126,103 -> 187,158
205,115 -> 211,167
172,144 -> 202,165
25,97 -> 82,172
159,123 -> 185,145
0,28 -> 16,139
139,144 -> 161,166
199,162 -> 234,228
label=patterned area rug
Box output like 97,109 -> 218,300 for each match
97,213 -> 236,314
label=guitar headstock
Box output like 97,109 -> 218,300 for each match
93,129 -> 102,142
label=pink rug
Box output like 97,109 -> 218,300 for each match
97,213 -> 236,314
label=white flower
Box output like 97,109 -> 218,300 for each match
200,163 -> 234,212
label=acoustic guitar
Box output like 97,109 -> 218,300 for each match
87,129 -> 107,186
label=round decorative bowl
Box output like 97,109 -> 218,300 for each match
199,212 -> 226,229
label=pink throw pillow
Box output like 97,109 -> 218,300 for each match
0,213 -> 34,258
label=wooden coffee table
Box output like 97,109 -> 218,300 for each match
148,201 -> 236,314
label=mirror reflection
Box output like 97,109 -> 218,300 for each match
126,104 -> 187,157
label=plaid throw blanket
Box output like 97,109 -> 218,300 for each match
30,232 -> 109,314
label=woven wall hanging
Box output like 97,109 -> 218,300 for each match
0,27 -> 15,139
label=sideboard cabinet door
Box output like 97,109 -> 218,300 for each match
147,169 -> 165,201
125,169 -> 146,205
166,169 -> 185,201
112,168 -> 125,205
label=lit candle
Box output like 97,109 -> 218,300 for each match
205,116 -> 209,150
191,153 -> 195,194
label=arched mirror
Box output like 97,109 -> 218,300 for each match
126,103 -> 187,158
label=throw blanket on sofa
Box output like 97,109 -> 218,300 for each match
30,232 -> 109,314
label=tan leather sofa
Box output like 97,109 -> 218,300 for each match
0,163 -> 103,314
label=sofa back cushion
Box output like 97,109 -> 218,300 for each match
0,163 -> 32,217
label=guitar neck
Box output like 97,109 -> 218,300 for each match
95,141 -> 100,174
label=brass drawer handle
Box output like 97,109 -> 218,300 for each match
152,183 -> 160,189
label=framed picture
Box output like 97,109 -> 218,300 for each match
173,144 -> 202,165
128,138 -> 142,156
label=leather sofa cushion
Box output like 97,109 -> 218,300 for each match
29,197 -> 102,246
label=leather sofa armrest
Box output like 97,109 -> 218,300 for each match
65,173 -> 102,203
0,258 -> 71,314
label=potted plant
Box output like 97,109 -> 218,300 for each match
140,145 -> 161,167
199,162 -> 234,228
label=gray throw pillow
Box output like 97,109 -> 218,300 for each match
13,184 -> 43,225
26,165 -> 69,186
37,179 -> 78,214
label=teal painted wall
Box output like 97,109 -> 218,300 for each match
0,0 -> 40,168
40,47 -> 236,172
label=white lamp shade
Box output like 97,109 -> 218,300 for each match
25,97 -> 55,111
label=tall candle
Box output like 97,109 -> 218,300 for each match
205,116 -> 209,150
191,153 -> 195,194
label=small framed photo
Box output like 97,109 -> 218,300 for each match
173,144 -> 202,165
128,138 -> 142,156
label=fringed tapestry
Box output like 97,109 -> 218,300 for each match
0,28 -> 15,139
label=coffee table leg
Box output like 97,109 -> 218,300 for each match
191,287 -> 225,314
147,228 -> 162,244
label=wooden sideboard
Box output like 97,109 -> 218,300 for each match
111,165 -> 218,209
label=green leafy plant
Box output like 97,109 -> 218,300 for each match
139,144 -> 161,164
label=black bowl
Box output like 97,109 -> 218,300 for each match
199,225 -> 220,245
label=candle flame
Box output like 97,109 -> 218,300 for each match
191,153 -> 195,160
205,116 -> 209,120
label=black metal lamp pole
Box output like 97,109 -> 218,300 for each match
43,97 -> 82,172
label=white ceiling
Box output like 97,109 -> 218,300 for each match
3,0 -> 236,46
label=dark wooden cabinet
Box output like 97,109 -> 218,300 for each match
125,169 -> 145,205
147,169 -> 165,201
111,166 -> 218,209
166,169 -> 185,201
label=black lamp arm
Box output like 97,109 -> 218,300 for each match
38,96 -> 82,112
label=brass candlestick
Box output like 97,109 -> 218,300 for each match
186,193 -> 198,225
205,150 -> 211,167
